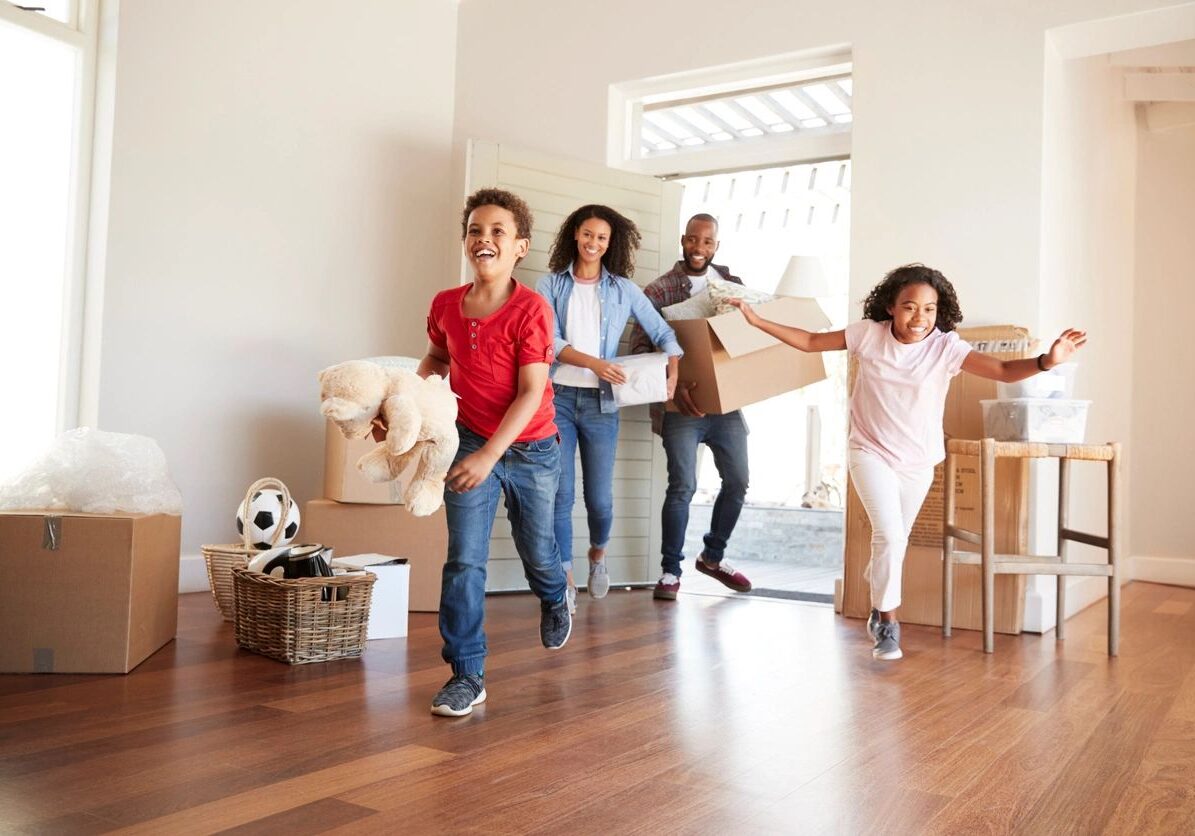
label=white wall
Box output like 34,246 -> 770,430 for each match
1026,50 -> 1140,631
96,0 -> 460,563
1132,120 -> 1195,584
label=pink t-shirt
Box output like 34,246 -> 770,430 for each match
845,319 -> 972,470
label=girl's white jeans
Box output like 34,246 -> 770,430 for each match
848,448 -> 935,613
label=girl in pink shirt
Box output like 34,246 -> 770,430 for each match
728,264 -> 1085,661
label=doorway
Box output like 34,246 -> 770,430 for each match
673,160 -> 851,603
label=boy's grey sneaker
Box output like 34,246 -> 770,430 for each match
540,597 -> 572,650
873,620 -> 903,661
587,560 -> 610,599
566,583 -> 577,615
867,608 -> 880,640
431,673 -> 486,717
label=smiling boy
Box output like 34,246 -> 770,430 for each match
416,188 -> 571,716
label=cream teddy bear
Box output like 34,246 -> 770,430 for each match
318,359 -> 459,516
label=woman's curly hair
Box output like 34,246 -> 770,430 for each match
861,263 -> 964,333
547,204 -> 642,278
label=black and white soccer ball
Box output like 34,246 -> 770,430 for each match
235,489 -> 300,549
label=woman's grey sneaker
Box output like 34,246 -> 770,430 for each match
872,620 -> 903,660
867,608 -> 880,640
431,673 -> 486,717
540,597 -> 572,650
588,560 -> 610,599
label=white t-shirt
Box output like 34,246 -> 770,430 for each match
553,281 -> 602,388
687,269 -> 710,297
845,319 -> 972,470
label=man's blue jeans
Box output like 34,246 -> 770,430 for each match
660,410 -> 749,577
440,423 -> 566,676
552,384 -> 620,573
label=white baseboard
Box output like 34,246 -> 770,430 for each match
1133,555 -> 1195,588
179,552 -> 208,594
1021,575 -> 1119,634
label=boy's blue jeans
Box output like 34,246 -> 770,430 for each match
659,410 -> 750,577
440,423 -> 566,676
552,384 -> 620,573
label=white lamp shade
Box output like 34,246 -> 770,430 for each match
775,255 -> 833,298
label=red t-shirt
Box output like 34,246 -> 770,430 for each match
427,280 -> 557,441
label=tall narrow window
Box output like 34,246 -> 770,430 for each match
0,1 -> 98,480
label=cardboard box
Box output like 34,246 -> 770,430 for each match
842,325 -> 1036,634
323,420 -> 415,504
668,296 -> 831,414
303,499 -> 445,611
330,554 -> 409,639
0,511 -> 181,673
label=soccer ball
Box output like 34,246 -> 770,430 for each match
235,489 -> 300,549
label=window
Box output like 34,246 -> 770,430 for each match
608,49 -> 852,176
0,0 -> 100,479
639,76 -> 852,158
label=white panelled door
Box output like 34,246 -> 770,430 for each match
463,139 -> 681,591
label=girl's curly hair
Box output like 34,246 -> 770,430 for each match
547,204 -> 642,278
861,263 -> 964,333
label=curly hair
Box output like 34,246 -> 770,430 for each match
460,188 -> 534,240
861,263 -> 964,333
547,204 -> 642,278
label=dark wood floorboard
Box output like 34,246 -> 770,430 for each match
1,581 -> 1193,834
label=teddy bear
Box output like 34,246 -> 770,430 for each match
317,358 -> 459,516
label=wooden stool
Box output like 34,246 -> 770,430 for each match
942,438 -> 1122,655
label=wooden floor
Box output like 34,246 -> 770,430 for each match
2,582 -> 1194,835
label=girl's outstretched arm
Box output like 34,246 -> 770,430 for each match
962,328 -> 1087,382
725,298 -> 846,352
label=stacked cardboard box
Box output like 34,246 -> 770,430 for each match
842,325 -> 1035,634
304,422 -> 446,612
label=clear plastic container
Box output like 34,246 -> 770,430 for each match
980,398 -> 1091,443
996,362 -> 1077,400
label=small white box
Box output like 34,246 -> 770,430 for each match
331,554 -> 409,639
980,398 -> 1091,443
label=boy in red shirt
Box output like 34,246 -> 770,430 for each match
418,188 -> 571,716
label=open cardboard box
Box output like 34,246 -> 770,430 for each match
0,511 -> 181,673
667,296 -> 831,414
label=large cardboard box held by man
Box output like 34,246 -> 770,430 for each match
323,420 -> 414,504
667,296 -> 831,415
0,511 -> 181,673
303,499 -> 445,611
842,325 -> 1035,634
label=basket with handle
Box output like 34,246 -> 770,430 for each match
232,566 -> 375,664
202,477 -> 296,621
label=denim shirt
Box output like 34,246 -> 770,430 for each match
536,264 -> 683,414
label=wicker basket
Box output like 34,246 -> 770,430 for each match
202,477 -> 296,621
232,566 -> 375,664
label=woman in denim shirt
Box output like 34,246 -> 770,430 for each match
536,205 -> 683,612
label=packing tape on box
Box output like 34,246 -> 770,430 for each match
33,648 -> 55,672
42,517 -> 62,551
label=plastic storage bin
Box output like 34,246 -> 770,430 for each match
980,398 -> 1091,443
996,362 -> 1077,400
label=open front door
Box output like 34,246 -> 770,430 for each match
464,139 -> 681,591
